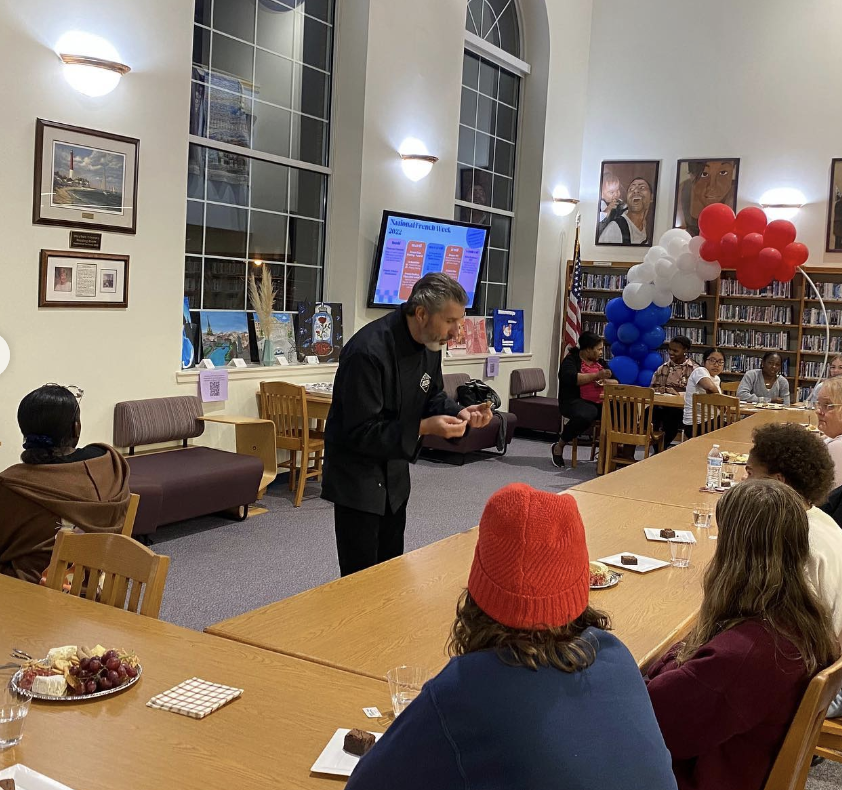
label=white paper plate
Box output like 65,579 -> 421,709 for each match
311,728 -> 384,777
0,765 -> 75,790
598,553 -> 671,573
644,528 -> 696,544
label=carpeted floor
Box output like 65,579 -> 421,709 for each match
151,435 -> 841,788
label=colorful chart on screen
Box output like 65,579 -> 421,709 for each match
369,212 -> 489,310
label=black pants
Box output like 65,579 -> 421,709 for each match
654,406 -> 683,447
334,501 -> 408,577
560,399 -> 600,442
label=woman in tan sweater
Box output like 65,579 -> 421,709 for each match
0,384 -> 130,583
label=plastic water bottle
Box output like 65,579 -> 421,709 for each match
706,444 -> 723,490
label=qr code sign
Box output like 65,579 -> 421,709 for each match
208,379 -> 221,398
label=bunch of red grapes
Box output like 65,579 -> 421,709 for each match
68,650 -> 138,694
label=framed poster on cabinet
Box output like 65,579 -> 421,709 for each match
33,119 -> 139,234
39,249 -> 129,308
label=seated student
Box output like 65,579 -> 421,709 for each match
552,331 -> 617,467
0,385 -> 131,584
807,352 -> 842,406
816,375 -> 842,489
346,484 -> 678,790
651,336 -> 697,446
736,351 -> 791,405
646,479 -> 839,790
681,347 -> 724,437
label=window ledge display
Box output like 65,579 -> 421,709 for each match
175,362 -> 339,384
443,351 -> 532,365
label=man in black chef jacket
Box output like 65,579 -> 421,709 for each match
322,273 -> 493,576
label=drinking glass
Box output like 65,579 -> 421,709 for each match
386,666 -> 430,717
692,503 -> 713,528
0,685 -> 31,749
669,538 -> 694,568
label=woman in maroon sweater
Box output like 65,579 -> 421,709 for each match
646,479 -> 839,790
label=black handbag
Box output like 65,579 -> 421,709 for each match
456,379 -> 502,410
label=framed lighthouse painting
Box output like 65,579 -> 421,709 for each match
33,119 -> 140,234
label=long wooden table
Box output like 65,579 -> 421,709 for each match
207,490 -> 715,680
0,576 -> 390,790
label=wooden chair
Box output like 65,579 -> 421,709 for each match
599,385 -> 664,474
259,381 -> 325,507
816,716 -> 842,764
120,493 -> 140,536
762,652 -> 842,789
691,393 -> 741,438
44,531 -> 170,618
721,380 -> 740,395
569,419 -> 600,468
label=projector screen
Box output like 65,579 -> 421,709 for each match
367,211 -> 489,311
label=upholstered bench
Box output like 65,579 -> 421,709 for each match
113,396 -> 275,537
507,368 -> 560,434
421,372 -> 517,461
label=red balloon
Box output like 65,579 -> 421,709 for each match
736,257 -> 773,290
758,245 -> 782,274
763,219 -> 797,251
699,239 -> 721,262
719,232 -> 740,263
698,203 -> 736,242
781,241 -> 809,268
740,232 -> 765,258
774,260 -> 797,283
734,207 -> 768,237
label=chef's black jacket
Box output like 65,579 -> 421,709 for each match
321,308 -> 463,516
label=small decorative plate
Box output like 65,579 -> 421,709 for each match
10,662 -> 142,702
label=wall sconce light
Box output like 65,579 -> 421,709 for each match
0,335 -> 9,376
759,188 -> 805,222
398,138 -> 438,181
56,32 -> 130,97
551,187 -> 579,217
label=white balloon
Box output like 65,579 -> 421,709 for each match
654,270 -> 673,290
670,272 -> 704,302
644,245 -> 668,265
653,288 -> 674,308
637,259 -> 656,283
654,257 -> 676,279
667,237 -> 688,259
696,259 -> 722,281
676,252 -> 698,273
658,228 -> 692,250
688,235 -> 704,256
623,282 -> 654,310
627,264 -> 644,284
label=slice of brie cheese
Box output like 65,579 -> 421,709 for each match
32,674 -> 68,697
46,645 -> 77,664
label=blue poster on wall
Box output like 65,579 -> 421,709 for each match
492,309 -> 524,353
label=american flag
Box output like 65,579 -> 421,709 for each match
563,214 -> 582,353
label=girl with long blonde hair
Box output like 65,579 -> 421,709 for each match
646,479 -> 838,790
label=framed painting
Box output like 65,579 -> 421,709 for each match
39,249 -> 129,308
595,160 -> 660,247
673,158 -> 740,237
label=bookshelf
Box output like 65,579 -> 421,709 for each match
567,261 -> 842,401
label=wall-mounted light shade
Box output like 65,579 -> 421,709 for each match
552,197 -> 580,217
759,188 -> 805,221
398,138 -> 438,181
56,32 -> 129,97
0,335 -> 9,376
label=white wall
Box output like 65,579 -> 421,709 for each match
0,0 -> 192,469
579,0 -> 842,269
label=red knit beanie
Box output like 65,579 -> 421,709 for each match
467,483 -> 590,629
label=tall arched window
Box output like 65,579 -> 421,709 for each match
457,0 -> 529,315
186,0 -> 335,312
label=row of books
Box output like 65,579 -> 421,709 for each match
800,361 -> 834,378
672,302 -> 707,319
581,273 -> 626,290
801,334 -> 842,352
665,326 -> 706,344
723,354 -> 790,375
803,309 -> 842,326
812,282 -> 842,300
718,279 -> 792,298
716,329 -> 790,349
717,304 -> 793,324
797,386 -> 813,402
579,297 -> 610,313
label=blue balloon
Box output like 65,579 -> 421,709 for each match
637,369 -> 657,387
643,352 -> 665,372
611,341 -> 629,357
604,322 -> 618,345
628,341 -> 649,362
617,322 -> 640,344
609,355 -> 640,385
656,305 -> 673,325
633,304 -> 661,331
605,297 -> 634,326
640,325 -> 666,350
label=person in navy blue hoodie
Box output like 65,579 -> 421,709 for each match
345,483 -> 678,790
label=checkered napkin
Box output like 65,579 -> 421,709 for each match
146,677 -> 243,719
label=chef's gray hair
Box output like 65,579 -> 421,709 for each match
403,273 -> 468,316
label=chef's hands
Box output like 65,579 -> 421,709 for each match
420,415 -> 468,439
458,402 -> 494,429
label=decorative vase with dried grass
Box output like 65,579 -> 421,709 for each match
249,267 -> 278,366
